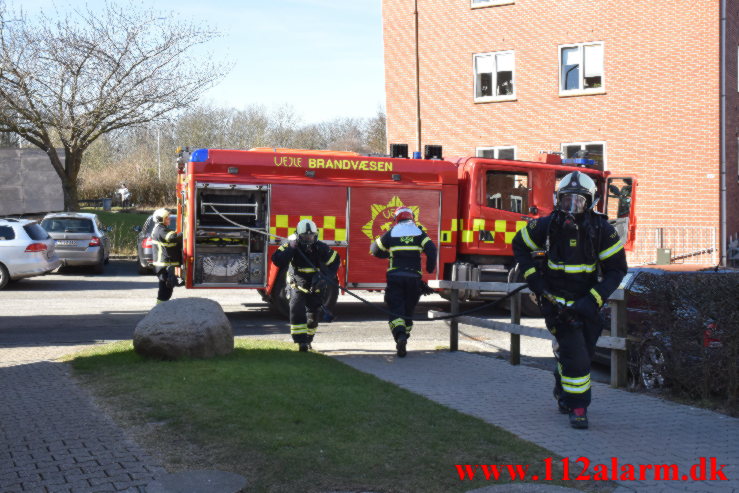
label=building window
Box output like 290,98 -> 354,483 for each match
477,146 -> 516,160
485,171 -> 529,213
561,142 -> 606,170
559,42 -> 604,95
474,51 -> 515,102
471,0 -> 514,7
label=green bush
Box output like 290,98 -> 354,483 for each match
630,271 -> 739,415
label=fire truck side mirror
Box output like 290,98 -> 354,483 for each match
528,206 -> 538,215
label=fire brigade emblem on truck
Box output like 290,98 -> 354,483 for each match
361,196 -> 425,240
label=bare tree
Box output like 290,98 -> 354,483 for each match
365,107 -> 386,155
0,1 -> 225,210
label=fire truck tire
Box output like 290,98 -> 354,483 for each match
269,270 -> 339,319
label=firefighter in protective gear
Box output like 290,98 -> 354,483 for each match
151,208 -> 183,304
271,219 -> 340,352
512,171 -> 627,429
370,207 -> 437,357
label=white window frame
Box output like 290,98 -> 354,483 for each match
476,146 -> 517,159
473,50 -> 516,103
560,141 -> 607,170
471,0 -> 514,8
559,42 -> 605,96
510,195 -> 523,213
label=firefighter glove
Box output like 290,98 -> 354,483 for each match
420,281 -> 435,296
287,234 -> 298,249
572,294 -> 599,320
426,258 -> 436,274
164,275 -> 175,290
311,275 -> 327,292
539,290 -> 557,306
526,272 -> 546,297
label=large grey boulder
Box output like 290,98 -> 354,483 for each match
134,298 -> 234,359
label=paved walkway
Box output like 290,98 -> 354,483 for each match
0,345 -> 166,493
322,343 -> 739,493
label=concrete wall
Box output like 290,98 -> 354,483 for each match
0,148 -> 64,216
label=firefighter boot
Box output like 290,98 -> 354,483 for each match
306,315 -> 317,351
307,334 -> 315,351
298,343 -> 310,352
569,408 -> 589,429
395,331 -> 408,358
553,388 -> 569,414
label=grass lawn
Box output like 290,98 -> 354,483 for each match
66,340 -> 616,493
81,208 -> 150,255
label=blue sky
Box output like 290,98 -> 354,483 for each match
13,0 -> 386,124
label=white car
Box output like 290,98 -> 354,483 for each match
0,218 -> 61,289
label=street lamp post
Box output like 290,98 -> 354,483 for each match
414,0 -> 422,156
157,127 -> 161,180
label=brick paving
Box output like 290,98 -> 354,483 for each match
0,345 -> 165,493
329,347 -> 738,493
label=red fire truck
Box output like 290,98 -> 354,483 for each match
174,147 -> 636,315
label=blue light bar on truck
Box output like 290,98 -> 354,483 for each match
190,148 -> 209,162
562,158 -> 595,166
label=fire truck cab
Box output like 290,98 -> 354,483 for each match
174,147 -> 636,316
448,152 -> 636,312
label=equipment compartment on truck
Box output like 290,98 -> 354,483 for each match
193,183 -> 269,287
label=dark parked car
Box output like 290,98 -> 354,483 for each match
598,265 -> 738,398
134,214 -> 177,274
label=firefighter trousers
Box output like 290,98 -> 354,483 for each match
288,287 -> 323,344
546,311 -> 603,409
384,274 -> 422,341
156,267 -> 176,303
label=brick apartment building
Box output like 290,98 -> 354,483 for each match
383,0 -> 739,265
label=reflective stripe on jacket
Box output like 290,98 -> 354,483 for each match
370,226 -> 437,276
511,212 -> 627,306
271,240 -> 340,290
151,223 -> 182,271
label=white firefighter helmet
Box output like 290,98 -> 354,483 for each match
153,208 -> 170,223
296,219 -> 318,244
556,171 -> 597,214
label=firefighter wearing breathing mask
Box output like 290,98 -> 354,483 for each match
512,171 -> 626,429
370,207 -> 437,358
271,219 -> 340,352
